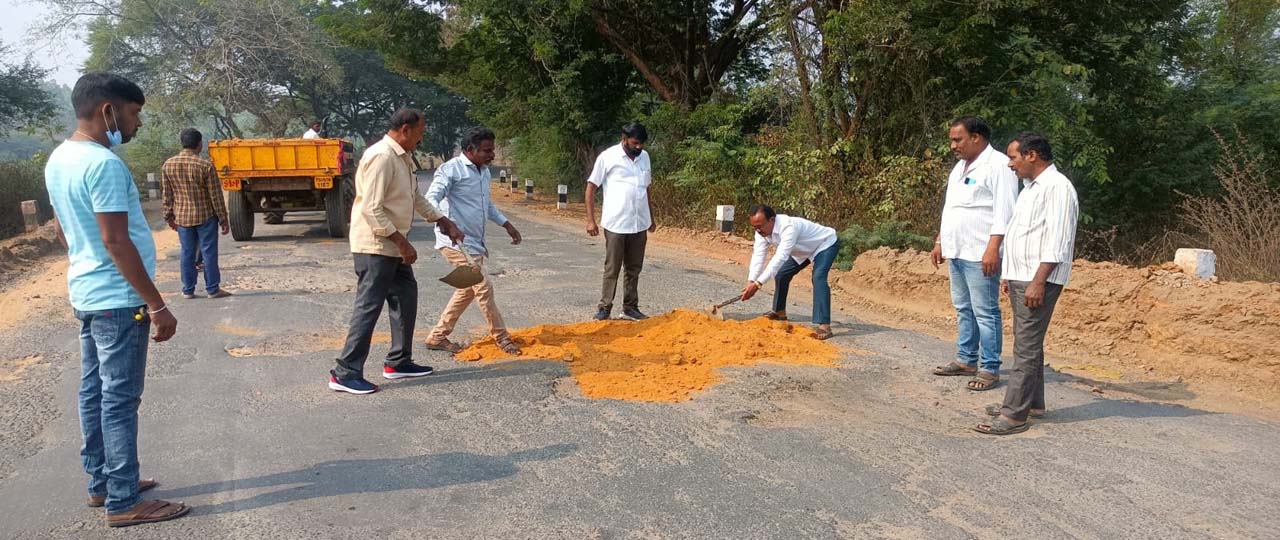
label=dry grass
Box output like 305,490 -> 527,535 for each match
1178,133 -> 1280,282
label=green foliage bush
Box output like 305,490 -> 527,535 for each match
0,154 -> 53,238
834,221 -> 932,270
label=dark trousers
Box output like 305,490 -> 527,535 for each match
1000,280 -> 1064,421
599,229 -> 647,311
333,254 -> 417,380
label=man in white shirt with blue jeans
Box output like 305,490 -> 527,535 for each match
586,123 -> 656,321
741,205 -> 841,340
930,116 -> 1019,392
975,132 -> 1078,436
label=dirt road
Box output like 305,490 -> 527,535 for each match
0,196 -> 1276,539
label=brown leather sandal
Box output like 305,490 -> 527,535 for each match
967,371 -> 1000,391
973,416 -> 1030,436
932,362 -> 977,376
106,499 -> 190,528
763,311 -> 789,321
424,338 -> 463,353
984,403 -> 1044,418
497,337 -> 523,356
88,478 -> 158,507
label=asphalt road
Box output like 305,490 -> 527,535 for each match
0,188 -> 1277,539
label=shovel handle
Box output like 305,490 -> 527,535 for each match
715,295 -> 741,309
450,244 -> 478,267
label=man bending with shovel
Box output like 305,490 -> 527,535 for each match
329,109 -> 465,395
425,127 -> 525,356
740,205 -> 841,340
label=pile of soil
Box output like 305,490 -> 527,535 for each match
0,224 -> 61,276
458,309 -> 843,402
836,247 -> 1280,392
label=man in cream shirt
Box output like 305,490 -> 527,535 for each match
930,116 -> 1019,392
585,122 -> 656,321
741,205 -> 841,340
329,108 -> 464,395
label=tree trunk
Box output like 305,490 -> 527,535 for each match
785,4 -> 820,142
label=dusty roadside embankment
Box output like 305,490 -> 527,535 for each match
495,190 -> 1280,417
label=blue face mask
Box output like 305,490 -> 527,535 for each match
103,107 -> 123,148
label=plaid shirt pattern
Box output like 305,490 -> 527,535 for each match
162,150 -> 228,227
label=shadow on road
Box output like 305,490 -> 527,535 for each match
385,360 -> 567,391
152,443 -> 577,516
1042,398 -> 1213,425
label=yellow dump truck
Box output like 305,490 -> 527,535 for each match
208,138 -> 356,241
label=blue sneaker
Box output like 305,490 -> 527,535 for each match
328,370 -> 378,394
383,362 -> 434,379
620,308 -> 649,321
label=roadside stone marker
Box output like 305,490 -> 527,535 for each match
525,178 -> 534,200
147,172 -> 160,200
1174,248 -> 1216,280
716,205 -> 734,233
557,185 -> 568,210
21,200 -> 38,232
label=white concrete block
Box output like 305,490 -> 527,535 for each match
1174,248 -> 1216,280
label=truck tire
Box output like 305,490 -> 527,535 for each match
227,191 -> 255,241
325,176 -> 354,238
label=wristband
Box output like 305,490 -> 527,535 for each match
148,304 -> 169,315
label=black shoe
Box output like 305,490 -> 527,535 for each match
328,370 -> 379,394
383,362 -> 435,379
620,308 -> 648,321
593,307 -> 611,321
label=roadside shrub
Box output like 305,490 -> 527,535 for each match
1178,134 -> 1280,282
0,154 -> 53,238
834,220 -> 932,270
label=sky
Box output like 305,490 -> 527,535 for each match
1,0 -> 90,87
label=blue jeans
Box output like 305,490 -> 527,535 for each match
178,217 -> 220,295
948,259 -> 1002,373
773,241 -> 841,325
75,306 -> 150,514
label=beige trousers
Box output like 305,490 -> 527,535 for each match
429,248 -> 509,341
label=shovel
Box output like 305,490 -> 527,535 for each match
438,247 -> 484,289
705,294 -> 743,320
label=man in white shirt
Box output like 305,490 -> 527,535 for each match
740,205 -> 841,340
425,126 -> 525,356
302,121 -> 321,139
585,123 -> 656,321
975,132 -> 1078,436
930,116 -> 1019,392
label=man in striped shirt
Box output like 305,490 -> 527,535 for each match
975,132 -> 1078,436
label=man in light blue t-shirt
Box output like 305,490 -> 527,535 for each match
45,73 -> 189,528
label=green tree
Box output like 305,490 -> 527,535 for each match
322,0 -> 639,185
0,42 -> 56,137
46,0 -> 341,137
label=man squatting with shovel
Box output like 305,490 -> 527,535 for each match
328,108 -> 465,395
739,205 -> 841,340
424,126 -> 526,356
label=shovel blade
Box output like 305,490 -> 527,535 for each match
439,266 -> 483,289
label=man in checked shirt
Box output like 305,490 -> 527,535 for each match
162,128 -> 232,299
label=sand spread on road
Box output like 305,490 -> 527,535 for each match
457,309 -> 842,402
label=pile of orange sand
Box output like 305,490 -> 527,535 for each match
456,309 -> 843,402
